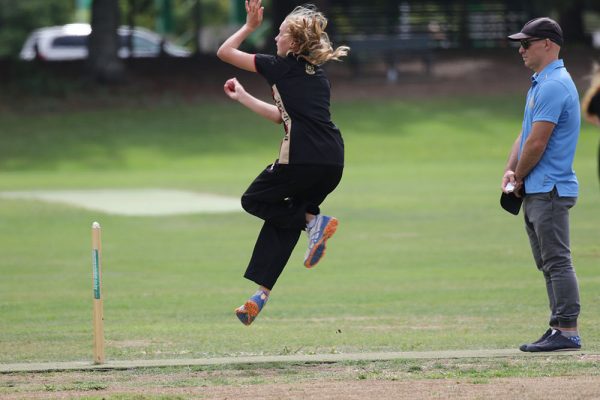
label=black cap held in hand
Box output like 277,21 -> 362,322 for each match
508,17 -> 564,47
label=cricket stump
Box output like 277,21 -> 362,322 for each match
91,221 -> 105,364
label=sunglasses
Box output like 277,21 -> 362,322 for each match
520,38 -> 546,49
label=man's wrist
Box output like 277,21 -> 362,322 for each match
514,173 -> 523,182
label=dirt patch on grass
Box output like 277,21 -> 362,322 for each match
2,356 -> 600,399
174,377 -> 600,399
2,375 -> 599,399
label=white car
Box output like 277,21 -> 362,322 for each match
19,23 -> 190,61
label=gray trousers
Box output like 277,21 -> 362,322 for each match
523,188 -> 580,328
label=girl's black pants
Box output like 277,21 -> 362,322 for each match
241,162 -> 343,289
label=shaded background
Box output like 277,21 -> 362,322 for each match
1,0 -> 600,106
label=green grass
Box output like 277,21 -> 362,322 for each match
0,95 -> 599,364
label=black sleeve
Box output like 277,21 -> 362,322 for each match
255,54 -> 290,85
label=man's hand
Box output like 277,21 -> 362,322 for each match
502,170 -> 524,197
502,170 -> 516,193
245,0 -> 263,30
512,176 -> 524,197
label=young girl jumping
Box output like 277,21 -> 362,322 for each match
217,0 -> 349,325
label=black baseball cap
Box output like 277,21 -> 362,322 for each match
508,17 -> 563,47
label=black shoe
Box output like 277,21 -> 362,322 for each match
523,330 -> 581,352
519,328 -> 553,352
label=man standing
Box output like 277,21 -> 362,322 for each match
502,17 -> 582,352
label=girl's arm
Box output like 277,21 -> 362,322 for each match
224,78 -> 282,124
216,0 -> 263,72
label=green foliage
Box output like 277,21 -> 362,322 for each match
0,0 -> 237,59
118,0 -> 232,49
0,0 -> 75,58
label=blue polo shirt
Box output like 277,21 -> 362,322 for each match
519,59 -> 580,197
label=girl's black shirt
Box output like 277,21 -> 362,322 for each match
255,53 -> 344,166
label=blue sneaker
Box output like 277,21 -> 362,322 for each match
235,290 -> 269,326
304,215 -> 338,268
522,329 -> 581,352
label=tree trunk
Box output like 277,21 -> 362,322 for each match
194,0 -> 202,56
126,0 -> 136,58
88,0 -> 125,83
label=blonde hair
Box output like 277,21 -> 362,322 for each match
284,4 -> 349,66
581,62 -> 600,124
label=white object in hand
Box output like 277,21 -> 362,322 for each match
505,182 -> 515,193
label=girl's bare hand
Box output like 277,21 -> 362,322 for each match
245,0 -> 263,30
223,77 -> 245,101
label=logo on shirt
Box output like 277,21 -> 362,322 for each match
529,98 -> 534,109
305,64 -> 315,75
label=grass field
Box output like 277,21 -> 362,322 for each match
0,95 -> 599,371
